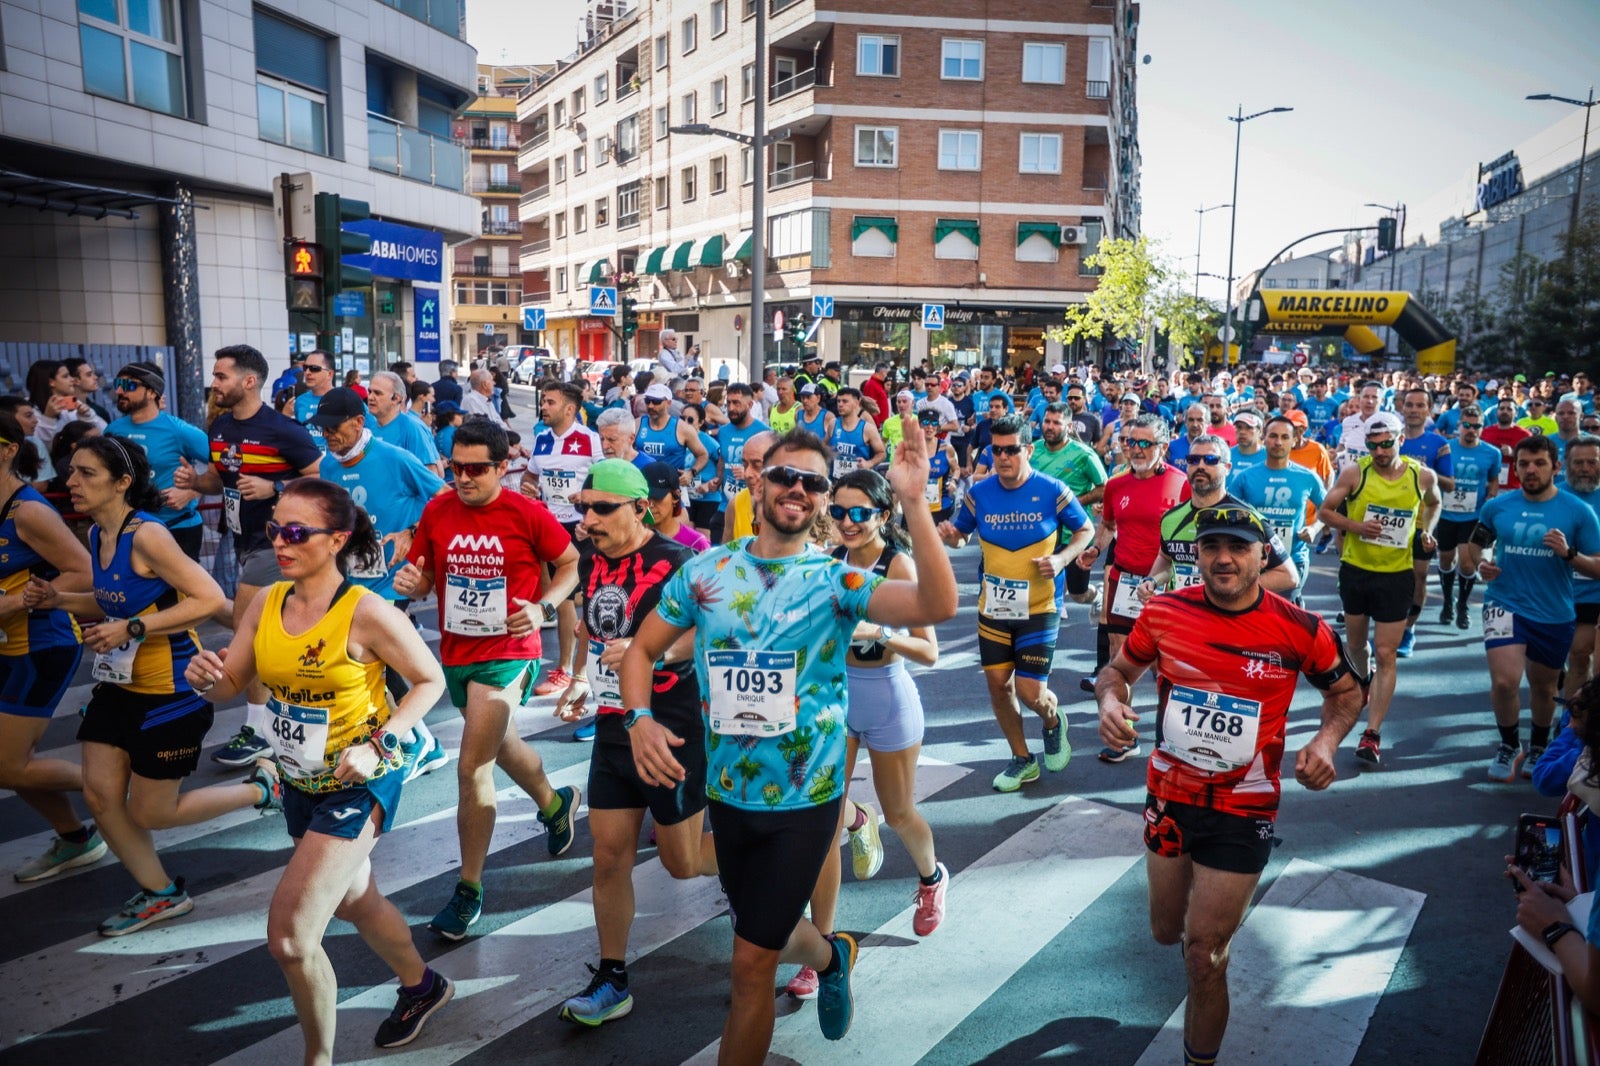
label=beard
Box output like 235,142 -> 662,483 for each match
760,490 -> 814,536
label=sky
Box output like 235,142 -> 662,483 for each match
468,0 -> 1600,306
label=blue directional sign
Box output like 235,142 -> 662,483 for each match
812,295 -> 835,319
523,307 -> 547,331
921,303 -> 945,330
590,286 -> 618,316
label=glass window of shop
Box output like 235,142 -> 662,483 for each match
838,320 -> 912,372
929,324 -> 1006,371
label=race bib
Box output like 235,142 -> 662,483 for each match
1361,504 -> 1414,549
540,469 -> 577,508
349,527 -> 389,581
584,638 -> 623,709
982,574 -> 1029,620
1111,571 -> 1147,619
707,649 -> 797,736
1498,464 -> 1511,487
1160,685 -> 1262,773
1443,486 -> 1478,514
1484,604 -> 1514,641
924,475 -> 942,505
266,697 -> 330,779
1270,522 -> 1297,550
444,574 -> 507,635
91,620 -> 139,684
1171,563 -> 1203,590
832,455 -> 861,479
223,487 -> 242,535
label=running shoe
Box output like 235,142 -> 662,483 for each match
1455,603 -> 1470,630
98,878 -> 194,936
414,741 -> 449,778
1487,742 -> 1524,782
1438,603 -> 1452,625
374,972 -> 454,1047
1078,675 -> 1096,695
534,667 -> 574,697
817,933 -> 858,1041
786,966 -> 819,1000
560,965 -> 634,1027
429,881 -> 483,940
248,761 -> 283,814
399,732 -> 433,784
14,830 -> 108,883
211,725 -> 270,767
912,863 -> 950,937
1042,713 -> 1071,772
539,785 -> 581,857
1523,745 -> 1546,780
1354,729 -> 1382,768
992,755 -> 1040,793
1396,628 -> 1416,658
573,717 -> 597,742
848,802 -> 883,881
1098,742 -> 1142,764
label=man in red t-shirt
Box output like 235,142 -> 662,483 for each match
1095,503 -> 1362,1066
395,418 -> 580,941
1480,395 -> 1532,490
861,362 -> 892,426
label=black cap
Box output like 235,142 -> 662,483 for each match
308,387 -> 367,428
641,461 -> 679,500
1194,505 -> 1269,544
824,361 -> 841,372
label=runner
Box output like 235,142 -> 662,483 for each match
714,383 -> 772,541
767,377 -> 800,434
1318,411 -> 1442,768
550,460 -> 714,1028
1481,396 -> 1532,490
916,410 -> 961,524
679,403 -> 724,541
0,409 -> 100,883
105,361 -> 211,561
367,370 -> 443,477
721,431 -> 781,544
1561,436 -> 1600,704
1435,405 -> 1500,629
640,461 -> 711,552
1396,387 -> 1455,657
794,383 -> 835,443
184,479 -> 454,1060
395,417 -> 582,939
1031,402 -> 1107,614
595,409 -> 655,471
938,414 -> 1094,791
636,382 -> 710,486
828,388 -> 885,478
620,423 -> 958,1060
1097,505 -> 1362,1066
1229,416 -> 1327,606
1460,436 -> 1600,781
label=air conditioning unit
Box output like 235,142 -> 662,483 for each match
1060,225 -> 1087,245
574,121 -> 588,139
726,260 -> 743,278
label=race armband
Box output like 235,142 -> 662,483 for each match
1467,520 -> 1497,549
1306,631 -> 1356,691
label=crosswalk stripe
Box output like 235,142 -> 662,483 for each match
685,795 -> 1146,1064
210,757 -> 973,1065
1132,857 -> 1425,1066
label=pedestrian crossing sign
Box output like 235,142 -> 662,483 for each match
922,303 -> 945,330
590,286 -> 618,316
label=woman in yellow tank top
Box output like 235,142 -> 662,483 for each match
184,479 -> 452,1063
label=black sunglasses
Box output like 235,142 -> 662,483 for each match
266,521 -> 346,545
991,444 -> 1025,457
829,504 -> 881,523
574,499 -> 636,516
762,465 -> 830,494
304,364 -> 330,373
1188,454 -> 1225,467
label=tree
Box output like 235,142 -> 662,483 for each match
1514,200 -> 1600,375
1050,235 -> 1213,372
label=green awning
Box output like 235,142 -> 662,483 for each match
670,240 -> 695,271
641,245 -> 668,275
851,216 -> 898,243
694,234 -> 725,267
1017,221 -> 1061,247
586,258 -> 610,284
934,218 -> 980,245
730,230 -> 754,261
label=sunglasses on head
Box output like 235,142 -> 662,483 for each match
574,498 -> 636,516
762,465 -> 830,494
829,504 -> 882,523
991,444 -> 1025,457
1367,438 -> 1397,450
1188,454 -> 1225,467
1126,438 -> 1158,450
450,460 -> 498,478
266,521 -> 345,545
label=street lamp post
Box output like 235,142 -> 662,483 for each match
1364,201 -> 1405,290
1194,202 -> 1230,301
1223,105 -> 1293,356
1527,87 -> 1597,250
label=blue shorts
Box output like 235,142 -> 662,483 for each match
0,645 -> 83,719
1484,605 -> 1576,671
282,770 -> 403,840
845,661 -> 924,753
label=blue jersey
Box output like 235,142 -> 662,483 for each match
1230,445 -> 1268,478
1400,430 -> 1453,476
0,486 -> 81,653
638,415 -> 689,470
1301,396 -> 1340,426
830,417 -> 871,473
1439,441 -> 1500,523
797,407 -> 830,438
970,389 -> 1015,420
319,438 -> 445,600
1229,462 -> 1326,557
90,512 -> 203,698
1167,434 -> 1198,472
371,412 -> 441,467
656,540 -> 882,812
1570,485 -> 1600,606
952,471 -> 1090,615
693,430 -> 724,506
1435,407 -> 1466,437
1477,488 -> 1600,624
107,411 -> 211,531
716,419 -> 769,498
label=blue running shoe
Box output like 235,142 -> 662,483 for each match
429,881 -> 482,941
573,717 -> 597,742
559,965 -> 634,1027
817,933 -> 858,1041
414,741 -> 449,778
1396,628 -> 1416,658
539,786 -> 581,857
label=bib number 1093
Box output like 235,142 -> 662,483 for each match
719,666 -> 786,695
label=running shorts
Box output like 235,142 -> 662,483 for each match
709,798 -> 843,951
978,612 -> 1059,680
1484,606 -> 1576,671
1144,792 -> 1274,875
444,659 -> 537,709
588,737 -> 708,826
844,661 -> 924,752
77,686 -> 214,779
0,645 -> 83,719
1337,562 -> 1413,624
283,771 -> 403,840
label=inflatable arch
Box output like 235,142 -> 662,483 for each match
1248,290 -> 1457,374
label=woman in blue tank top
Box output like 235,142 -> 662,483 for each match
31,437 -> 263,935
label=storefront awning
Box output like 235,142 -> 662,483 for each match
730,230 -> 755,261
851,216 -> 898,243
586,258 -> 610,284
641,245 -> 669,275
935,218 -> 980,245
670,240 -> 696,271
1016,222 -> 1061,247
692,234 -> 725,268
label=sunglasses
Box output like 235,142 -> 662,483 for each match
829,504 -> 881,523
762,465 -> 830,494
991,444 -> 1025,457
574,498 -> 636,516
450,460 -> 499,478
1461,422 -> 1483,429
113,377 -> 148,392
1126,439 -> 1158,450
1188,454 -> 1225,467
917,412 -> 942,426
304,364 -> 330,374
645,396 -> 669,405
1366,438 -> 1397,450
266,521 -> 345,545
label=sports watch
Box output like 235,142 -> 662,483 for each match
126,617 -> 147,642
369,729 -> 401,758
623,708 -> 654,730
1543,920 -> 1578,950
539,600 -> 558,624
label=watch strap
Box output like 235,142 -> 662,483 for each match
1543,920 -> 1578,949
624,708 -> 654,730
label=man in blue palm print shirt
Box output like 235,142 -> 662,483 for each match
621,420 -> 958,1059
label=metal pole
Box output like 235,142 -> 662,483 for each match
1194,202 -> 1228,301
748,0 -> 767,383
1224,107 -> 1244,354
1572,87 -> 1594,244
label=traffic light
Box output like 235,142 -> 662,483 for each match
314,193 -> 374,306
284,240 -> 323,313
620,293 -> 639,338
790,314 -> 808,348
1376,216 -> 1397,252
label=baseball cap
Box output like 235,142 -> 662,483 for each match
1233,411 -> 1263,429
1514,374 -> 1528,383
1049,363 -> 1066,374
1285,409 -> 1309,429
1194,504 -> 1269,544
639,461 -> 680,500
643,383 -> 673,401
799,383 -> 818,396
582,459 -> 649,499
1364,411 -> 1404,436
308,387 -> 367,428
896,389 -> 915,403
434,400 -> 462,415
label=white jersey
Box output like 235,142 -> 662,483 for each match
1337,413 -> 1370,471
528,422 -> 602,524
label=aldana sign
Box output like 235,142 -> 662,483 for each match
1476,151 -> 1524,213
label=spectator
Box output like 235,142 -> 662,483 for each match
61,357 -> 111,422
434,359 -> 464,406
462,368 -> 507,426
343,368 -> 368,400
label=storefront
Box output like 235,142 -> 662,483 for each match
833,303 -> 1066,373
344,218 -> 447,369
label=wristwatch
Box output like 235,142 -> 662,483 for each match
1566,543 -> 1580,561
126,617 -> 147,642
1542,920 -> 1578,950
272,480 -> 285,495
623,708 -> 654,730
369,729 -> 401,758
539,600 -> 558,624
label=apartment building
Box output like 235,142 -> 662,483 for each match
0,0 -> 479,401
516,0 -> 1141,377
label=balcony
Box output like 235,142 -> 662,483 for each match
770,67 -> 824,102
770,0 -> 802,12
454,262 -> 520,278
461,133 -> 519,151
769,160 -> 817,189
521,239 -> 551,256
1086,80 -> 1109,100
481,219 -> 520,236
471,179 -> 521,194
368,113 -> 466,191
519,184 -> 550,212
517,133 -> 549,171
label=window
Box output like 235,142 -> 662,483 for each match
553,99 -> 567,127
594,72 -> 609,102
594,197 -> 609,227
741,63 -> 756,102
1022,42 -> 1066,84
80,0 -> 187,116
595,135 -> 612,165
654,175 -> 669,209
616,113 -> 639,161
1080,220 -> 1104,276
1020,133 -> 1062,174
743,0 -> 755,17
741,146 -> 754,186
854,126 -> 897,167
681,92 -> 697,124
770,209 -> 815,257
1086,37 -> 1111,98
255,11 -> 330,150
618,180 -> 641,227
572,87 -> 585,116
554,211 -> 567,238
941,39 -> 984,80
654,33 -> 669,70
710,0 -> 727,37
681,15 -> 697,54
556,267 -> 568,293
857,33 -> 900,77
711,155 -> 727,194
655,104 -> 669,140
681,165 -> 697,202
934,218 -> 980,261
256,76 -> 326,154
490,162 -> 509,186
574,204 -> 587,233
573,146 -> 587,175
849,214 -> 895,259
938,130 -> 981,170
1016,222 -> 1060,264
554,157 -> 567,183
711,77 -> 727,116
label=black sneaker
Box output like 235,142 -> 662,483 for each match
374,972 -> 454,1047
1437,603 -> 1452,625
1455,604 -> 1470,630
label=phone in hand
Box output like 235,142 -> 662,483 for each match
1513,813 -> 1562,892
